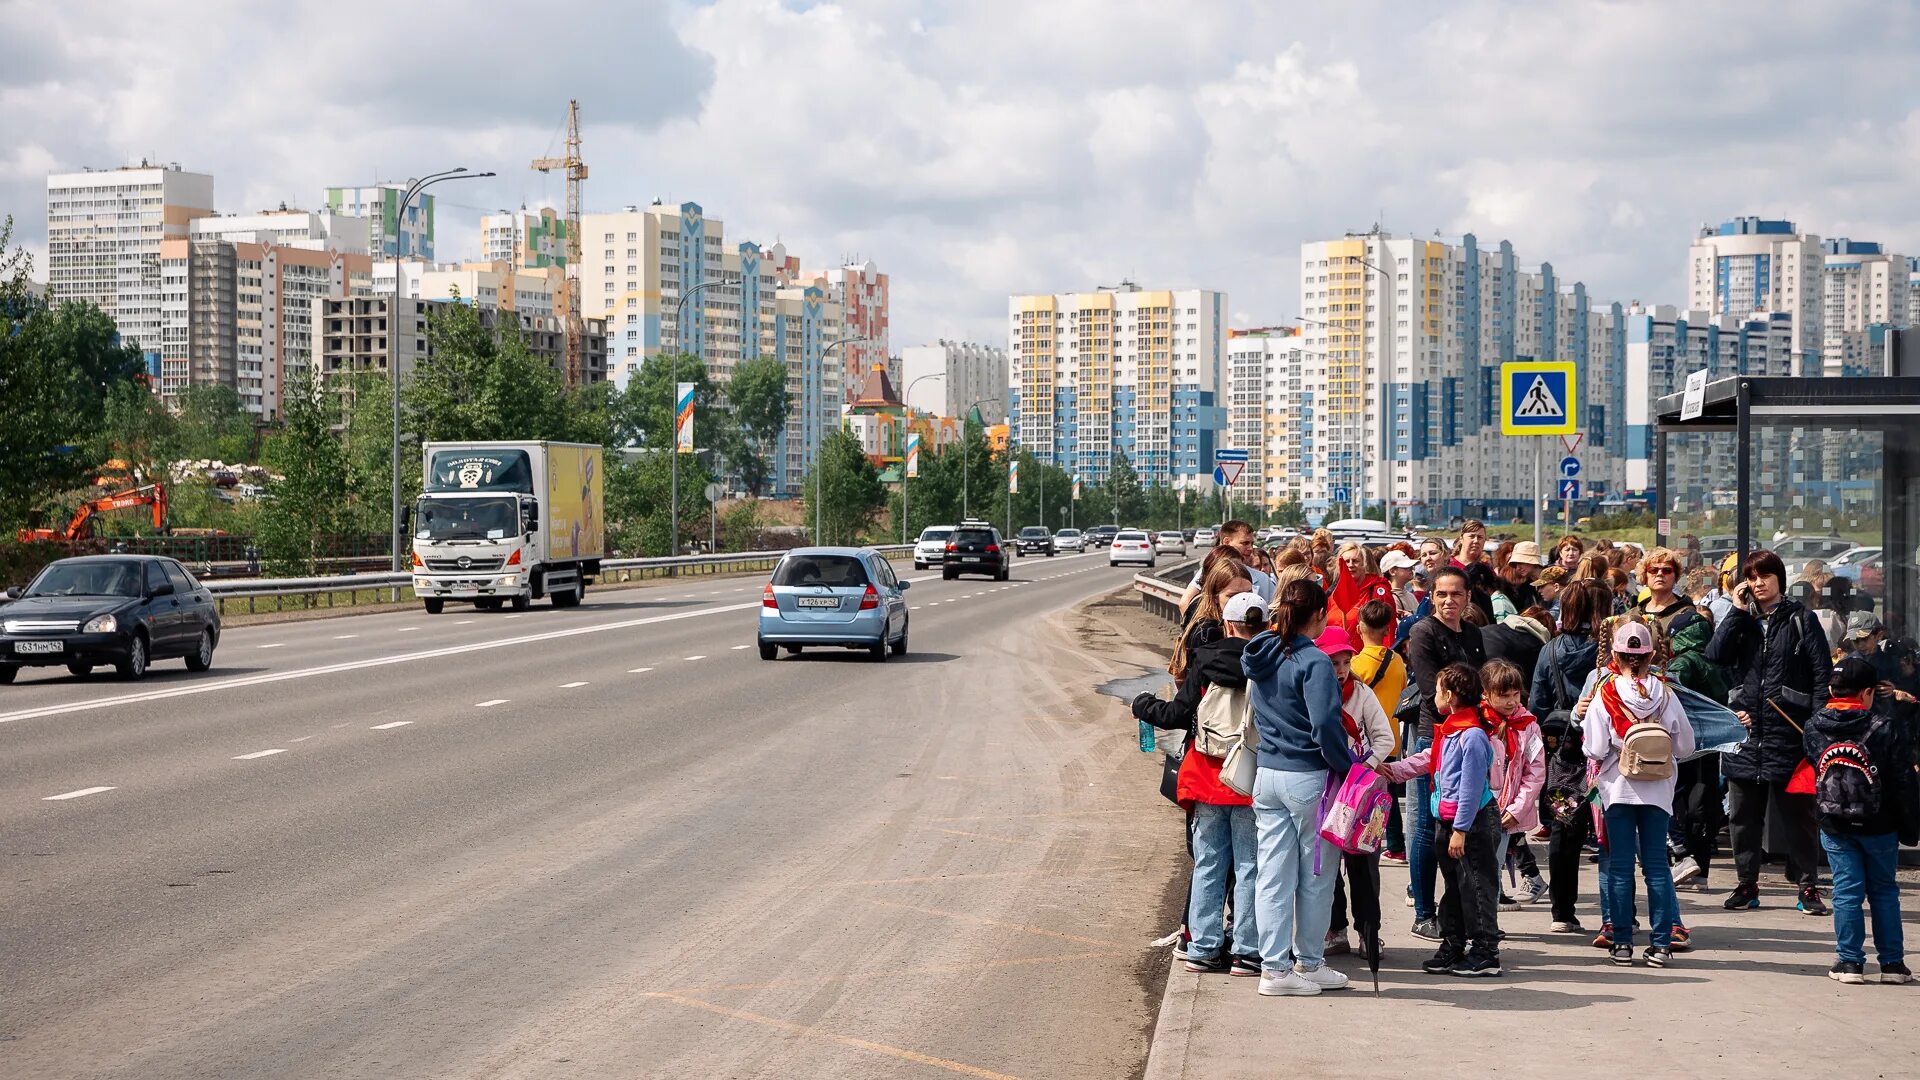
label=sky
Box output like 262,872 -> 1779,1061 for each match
5,0 -> 1918,347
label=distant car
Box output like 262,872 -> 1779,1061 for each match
1086,525 -> 1119,549
944,525 -> 1011,581
914,525 -> 955,570
1110,530 -> 1157,568
1194,527 -> 1217,547
1054,528 -> 1086,553
1155,530 -> 1187,556
757,547 -> 910,662
1181,528 -> 1197,542
1,555 -> 220,682
1773,535 -> 1855,577
1015,526 -> 1056,557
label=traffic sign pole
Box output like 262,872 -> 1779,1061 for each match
1535,437 -> 1544,548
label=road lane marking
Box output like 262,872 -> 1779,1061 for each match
504,614 -> 522,619
43,786 -> 115,801
628,667 -> 654,674
333,634 -> 358,639
290,735 -> 317,742
475,699 -> 509,708
558,681 -> 588,688
396,626 -> 420,632
934,827 -> 1039,846
639,993 -> 1023,1080
731,644 -> 751,650
684,655 -> 706,661
233,748 -> 287,760
257,643 -> 286,649
666,949 -> 1123,995
910,606 -> 921,610
454,620 -> 474,625
0,601 -> 762,726
370,721 -> 412,730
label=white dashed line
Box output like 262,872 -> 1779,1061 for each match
333,634 -> 358,640
43,786 -> 115,801
475,699 -> 509,708
396,626 -> 420,632
504,614 -> 523,619
290,735 -> 317,742
454,620 -> 474,625
910,606 -> 921,611
628,666 -> 654,674
684,655 -> 707,661
559,681 -> 588,688
731,644 -> 752,650
257,643 -> 286,649
233,748 -> 287,760
370,721 -> 413,730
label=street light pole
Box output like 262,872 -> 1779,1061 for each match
901,372 -> 946,545
668,276 -> 736,557
813,337 -> 868,544
389,167 -> 494,573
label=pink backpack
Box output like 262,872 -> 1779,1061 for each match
1318,759 -> 1392,855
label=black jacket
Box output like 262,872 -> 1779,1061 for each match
1803,701 -> 1917,839
1481,621 -> 1547,687
1406,616 -> 1486,742
1134,636 -> 1250,736
1529,634 -> 1597,720
1709,597 -> 1832,783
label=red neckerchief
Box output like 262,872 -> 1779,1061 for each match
1826,695 -> 1868,712
1338,675 -> 1360,740
1598,661 -> 1661,738
1485,703 -> 1534,764
1430,707 -> 1486,777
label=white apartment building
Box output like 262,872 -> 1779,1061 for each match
46,163 -> 215,369
191,208 -> 371,254
1686,217 -> 1824,373
1008,284 -> 1227,489
1822,238 -> 1910,377
324,184 -> 435,260
481,207 -> 568,269
898,340 -> 1009,423
1224,327 -> 1302,510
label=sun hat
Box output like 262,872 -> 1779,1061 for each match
1507,541 -> 1545,567
1379,550 -> 1416,572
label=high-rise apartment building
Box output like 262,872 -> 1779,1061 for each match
1821,238 -> 1910,377
312,296 -> 606,386
801,261 -> 890,405
898,340 -> 1009,423
191,208 -> 371,254
324,184 -> 435,260
1686,217 -> 1823,373
377,259 -> 564,317
481,207 -> 568,269
46,163 -> 216,371
1224,327 -> 1302,510
1007,284 -> 1226,489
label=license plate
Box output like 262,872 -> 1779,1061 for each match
964,556 -> 984,563
15,640 -> 63,654
796,597 -> 840,609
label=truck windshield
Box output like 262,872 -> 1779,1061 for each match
425,449 -> 533,493
415,497 -> 520,541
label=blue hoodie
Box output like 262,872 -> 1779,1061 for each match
1241,631 -> 1351,775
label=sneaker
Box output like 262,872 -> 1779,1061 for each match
1591,924 -> 1614,949
1229,955 -> 1262,978
1183,952 -> 1230,974
1880,962 -> 1913,985
1798,886 -> 1829,917
1671,857 -> 1702,885
1294,964 -> 1350,990
1257,969 -> 1322,996
1610,943 -> 1635,966
1421,943 -> 1465,975
1521,875 -> 1550,904
1382,850 -> 1407,864
1172,934 -> 1191,960
1324,931 -> 1353,956
1549,920 -> 1586,934
1723,882 -> 1761,910
1675,876 -> 1709,893
1829,960 -> 1867,985
1410,917 -> 1443,941
1405,886 -> 1416,908
1449,950 -> 1502,977
1669,924 -> 1692,951
1644,946 -> 1673,968
1498,893 -> 1522,912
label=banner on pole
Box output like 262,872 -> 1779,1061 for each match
1008,458 -> 1018,494
905,433 -> 920,478
675,382 -> 696,454
1072,475 -> 1081,501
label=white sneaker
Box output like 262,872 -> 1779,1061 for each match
1257,970 -> 1323,996
1294,964 -> 1350,990
1671,857 -> 1702,885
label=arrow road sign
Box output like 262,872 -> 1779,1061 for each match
1558,478 -> 1581,500
1560,456 -> 1581,479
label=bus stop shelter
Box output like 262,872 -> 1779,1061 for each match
1653,374 -> 1920,636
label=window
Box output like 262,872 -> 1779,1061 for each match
145,562 -> 169,595
163,560 -> 196,593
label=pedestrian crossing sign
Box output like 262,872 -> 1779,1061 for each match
1500,361 -> 1577,436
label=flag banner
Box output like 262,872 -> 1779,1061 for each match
1008,458 -> 1018,494
1072,475 -> 1081,501
905,433 -> 920,478
675,382 -> 695,454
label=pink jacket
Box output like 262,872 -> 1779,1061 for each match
1490,712 -> 1545,834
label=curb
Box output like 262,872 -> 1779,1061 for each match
1140,957 -> 1196,1080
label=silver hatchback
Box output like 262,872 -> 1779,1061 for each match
757,547 -> 910,662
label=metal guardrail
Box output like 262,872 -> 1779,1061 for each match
1132,559 -> 1197,623
202,545 -> 915,615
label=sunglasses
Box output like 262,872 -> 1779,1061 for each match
1646,565 -> 1677,577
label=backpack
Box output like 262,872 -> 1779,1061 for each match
1814,715 -> 1887,825
1319,758 -> 1393,855
1539,642 -> 1590,823
1601,675 -> 1675,782
1193,683 -> 1251,758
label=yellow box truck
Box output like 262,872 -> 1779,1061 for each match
408,441 -> 604,613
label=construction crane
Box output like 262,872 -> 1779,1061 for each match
532,99 -> 589,387
18,483 -> 170,544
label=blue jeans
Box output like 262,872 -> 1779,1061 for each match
1188,802 -> 1259,961
1253,767 -> 1340,973
1404,735 -> 1437,919
1821,830 -> 1904,966
1603,803 -> 1676,949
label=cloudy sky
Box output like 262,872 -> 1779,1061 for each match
4,0 -> 1917,345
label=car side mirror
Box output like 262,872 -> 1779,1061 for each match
5,587 -> 20,599
898,580 -> 911,591
149,582 -> 175,599
401,506 -> 413,534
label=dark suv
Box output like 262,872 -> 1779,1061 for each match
943,525 -> 1010,581
1086,525 -> 1119,549
1014,526 -> 1055,557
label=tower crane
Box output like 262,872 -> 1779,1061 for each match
532,100 -> 588,386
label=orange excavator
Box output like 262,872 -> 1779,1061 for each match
17,483 -> 170,544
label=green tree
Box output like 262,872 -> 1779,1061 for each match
176,384 -> 256,463
404,301 -> 575,442
723,355 -> 791,497
257,377 -> 350,575
0,216 -> 148,531
97,379 -> 180,485
604,451 -> 714,556
803,427 -> 885,545
615,350 -> 729,452
1107,448 -> 1146,525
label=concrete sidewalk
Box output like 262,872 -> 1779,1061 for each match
1144,862 -> 1920,1078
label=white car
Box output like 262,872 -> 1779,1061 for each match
1193,527 -> 1217,547
1154,530 -> 1187,556
1054,528 -> 1086,552
1110,530 -> 1157,568
914,526 -> 954,570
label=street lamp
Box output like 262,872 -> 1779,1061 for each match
390,166 -> 495,572
960,396 -> 998,520
668,275 -> 738,557
813,336 -> 870,544
900,372 -> 946,543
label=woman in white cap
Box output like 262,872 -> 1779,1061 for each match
1490,541 -> 1545,620
1380,549 -> 1420,618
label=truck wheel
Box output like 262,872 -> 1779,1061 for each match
424,599 -> 445,615
510,595 -> 530,612
551,583 -> 581,608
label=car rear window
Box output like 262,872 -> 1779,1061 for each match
1021,528 -> 1049,537
920,527 -> 953,541
772,555 -> 870,588
954,529 -> 996,546
1117,532 -> 1148,542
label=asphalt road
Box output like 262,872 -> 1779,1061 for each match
0,549 -> 1189,1079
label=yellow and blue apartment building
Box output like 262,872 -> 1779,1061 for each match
1007,286 -> 1227,489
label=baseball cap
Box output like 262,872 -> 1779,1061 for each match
1611,621 -> 1655,655
1379,550 -> 1416,572
1314,625 -> 1357,658
1537,566 -> 1569,587
1830,655 -> 1878,696
1508,541 -> 1544,567
1222,591 -> 1267,625
1847,610 -> 1885,640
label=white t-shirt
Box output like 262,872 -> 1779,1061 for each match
1191,562 -> 1276,603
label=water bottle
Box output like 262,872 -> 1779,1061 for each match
1138,720 -> 1156,753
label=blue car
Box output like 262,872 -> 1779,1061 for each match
757,547 -> 911,661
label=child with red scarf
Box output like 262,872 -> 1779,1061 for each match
1482,659 -> 1547,907
1318,626 -> 1395,955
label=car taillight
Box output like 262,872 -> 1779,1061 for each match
505,548 -> 522,566
859,584 -> 879,610
945,543 -> 957,552
762,584 -> 778,609
985,544 -> 1000,554
410,550 -> 422,568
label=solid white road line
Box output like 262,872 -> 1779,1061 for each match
0,601 -> 761,726
258,643 -> 286,649
233,748 -> 287,760
559,681 -> 588,688
684,655 -> 707,661
370,721 -> 413,730
628,666 -> 654,674
43,786 -> 115,801
475,699 -> 509,708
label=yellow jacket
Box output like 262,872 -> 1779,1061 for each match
1351,644 -> 1407,757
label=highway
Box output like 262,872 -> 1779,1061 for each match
0,550 -> 1187,1080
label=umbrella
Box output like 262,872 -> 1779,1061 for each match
1348,854 -> 1384,993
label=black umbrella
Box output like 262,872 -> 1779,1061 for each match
1349,854 -> 1384,993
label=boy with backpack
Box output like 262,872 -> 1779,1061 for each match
1805,656 -> 1915,984
1582,622 -> 1696,967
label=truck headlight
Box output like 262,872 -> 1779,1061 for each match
497,575 -> 521,587
83,614 -> 118,634
413,577 -> 431,589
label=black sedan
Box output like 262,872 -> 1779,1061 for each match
1,555 -> 220,682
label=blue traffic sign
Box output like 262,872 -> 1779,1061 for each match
1558,478 -> 1581,500
1560,455 -> 1581,479
1332,487 -> 1351,504
1215,448 -> 1249,462
1500,361 -> 1577,436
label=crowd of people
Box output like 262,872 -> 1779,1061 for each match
1136,519 -> 1920,994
